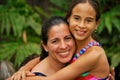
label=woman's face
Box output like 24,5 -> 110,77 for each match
42,23 -> 75,64
67,3 -> 100,41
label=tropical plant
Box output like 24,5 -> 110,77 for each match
0,0 -> 42,68
49,0 -> 72,17
97,0 -> 120,67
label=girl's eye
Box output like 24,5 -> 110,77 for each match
86,19 -> 93,22
74,17 -> 80,21
72,15 -> 80,21
86,18 -> 94,23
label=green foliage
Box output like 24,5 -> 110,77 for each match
98,5 -> 120,34
0,0 -> 42,69
0,42 -> 40,68
49,0 -> 72,17
35,6 -> 49,18
14,42 -> 40,68
97,0 -> 120,67
105,46 -> 120,67
0,0 -> 41,37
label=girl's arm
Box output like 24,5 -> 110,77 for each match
48,49 -> 101,80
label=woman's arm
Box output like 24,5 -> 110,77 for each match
10,57 -> 40,80
19,57 -> 40,71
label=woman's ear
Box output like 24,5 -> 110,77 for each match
67,18 -> 70,23
41,41 -> 48,52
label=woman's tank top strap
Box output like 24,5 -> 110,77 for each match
71,41 -> 102,63
33,72 -> 47,76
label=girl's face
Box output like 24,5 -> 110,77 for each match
42,23 -> 75,64
67,2 -> 100,41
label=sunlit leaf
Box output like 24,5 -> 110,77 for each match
111,53 -> 120,67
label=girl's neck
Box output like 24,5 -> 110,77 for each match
75,36 -> 94,53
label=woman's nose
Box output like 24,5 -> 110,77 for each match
59,41 -> 67,49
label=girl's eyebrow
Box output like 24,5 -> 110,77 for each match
73,15 -> 80,17
86,17 -> 95,20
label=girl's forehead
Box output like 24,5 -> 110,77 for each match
73,3 -> 95,12
72,3 -> 96,17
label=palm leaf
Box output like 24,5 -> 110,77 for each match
104,13 -> 112,34
15,43 -> 40,67
0,42 -> 21,60
111,53 -> 120,67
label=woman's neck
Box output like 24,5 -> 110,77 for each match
45,57 -> 66,76
31,57 -> 66,76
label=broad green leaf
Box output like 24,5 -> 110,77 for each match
112,18 -> 120,31
111,53 -> 120,67
35,6 -> 49,18
104,13 -> 112,34
15,43 -> 40,67
98,15 -> 105,33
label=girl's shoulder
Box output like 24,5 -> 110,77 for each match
85,45 -> 105,60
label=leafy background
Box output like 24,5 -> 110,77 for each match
0,0 -> 120,76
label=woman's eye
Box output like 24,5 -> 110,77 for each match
51,40 -> 57,44
65,36 -> 73,41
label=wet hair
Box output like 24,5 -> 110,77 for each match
40,16 -> 69,60
65,0 -> 101,21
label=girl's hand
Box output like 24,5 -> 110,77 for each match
10,70 -> 35,80
110,67 -> 115,80
107,67 -> 115,80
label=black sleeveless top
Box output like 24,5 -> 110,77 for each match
33,72 -> 47,76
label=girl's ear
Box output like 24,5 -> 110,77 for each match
96,19 -> 100,29
41,41 -> 48,52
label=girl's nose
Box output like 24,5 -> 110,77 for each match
78,21 -> 86,28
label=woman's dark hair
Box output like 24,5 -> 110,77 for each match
65,0 -> 101,21
40,16 -> 69,60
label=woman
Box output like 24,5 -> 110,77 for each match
9,16 -> 76,80
30,16 -> 75,77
